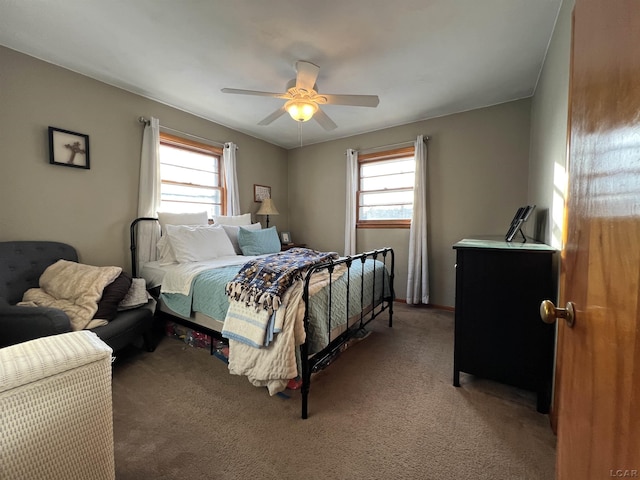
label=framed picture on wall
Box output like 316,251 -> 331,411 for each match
254,184 -> 271,202
48,127 -> 90,169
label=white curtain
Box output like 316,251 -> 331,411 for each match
223,142 -> 241,216
136,117 -> 161,269
344,148 -> 358,256
406,135 -> 429,304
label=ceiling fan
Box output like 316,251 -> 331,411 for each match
221,61 -> 379,131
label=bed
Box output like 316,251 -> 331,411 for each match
130,216 -> 395,418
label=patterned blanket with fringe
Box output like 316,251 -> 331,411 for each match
224,247 -> 338,315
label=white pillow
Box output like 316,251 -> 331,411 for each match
157,211 -> 208,232
156,211 -> 209,264
156,235 -> 177,265
212,213 -> 252,226
222,222 -> 262,254
158,224 -> 226,264
165,224 -> 236,262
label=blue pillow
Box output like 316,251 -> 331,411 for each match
237,226 -> 281,255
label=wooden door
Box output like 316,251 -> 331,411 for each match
555,0 -> 640,478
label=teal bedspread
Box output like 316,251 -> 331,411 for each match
306,258 -> 390,353
161,265 -> 240,319
161,258 -> 391,352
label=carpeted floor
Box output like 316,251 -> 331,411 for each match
111,304 -> 556,479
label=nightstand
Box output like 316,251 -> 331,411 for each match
281,243 -> 307,251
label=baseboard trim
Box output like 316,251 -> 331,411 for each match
393,299 -> 454,312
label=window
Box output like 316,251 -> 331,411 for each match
357,146 -> 415,228
159,133 -> 225,218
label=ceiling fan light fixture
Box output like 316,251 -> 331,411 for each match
285,99 -> 318,122
222,61 -> 379,130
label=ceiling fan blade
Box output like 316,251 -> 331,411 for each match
321,94 -> 380,107
295,61 -> 320,91
258,106 -> 287,126
221,88 -> 288,99
313,108 -> 338,131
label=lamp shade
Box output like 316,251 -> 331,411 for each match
285,99 -> 318,122
256,198 -> 279,216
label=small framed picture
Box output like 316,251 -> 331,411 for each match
280,231 -> 292,244
254,184 -> 271,202
48,127 -> 90,169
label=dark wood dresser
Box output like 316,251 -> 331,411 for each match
452,237 -> 556,413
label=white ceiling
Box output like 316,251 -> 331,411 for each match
0,0 -> 562,150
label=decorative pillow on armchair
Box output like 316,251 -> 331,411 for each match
118,278 -> 151,310
94,271 -> 132,320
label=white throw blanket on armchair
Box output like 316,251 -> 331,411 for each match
21,260 -> 122,331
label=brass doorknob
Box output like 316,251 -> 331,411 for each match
540,300 -> 575,327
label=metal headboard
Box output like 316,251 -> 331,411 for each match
130,217 -> 160,278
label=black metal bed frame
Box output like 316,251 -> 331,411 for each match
130,217 -> 159,279
131,217 -> 226,355
299,249 -> 394,418
130,217 -> 395,419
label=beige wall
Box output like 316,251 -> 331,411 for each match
287,99 -> 532,307
528,0 -> 574,249
1,32 -> 571,310
0,46 -> 288,270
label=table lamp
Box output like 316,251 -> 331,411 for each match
256,198 -> 279,228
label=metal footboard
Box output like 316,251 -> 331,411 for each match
299,248 -> 395,419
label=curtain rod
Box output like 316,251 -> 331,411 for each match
138,116 -> 230,149
353,136 -> 430,155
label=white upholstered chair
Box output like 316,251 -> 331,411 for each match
0,330 -> 115,480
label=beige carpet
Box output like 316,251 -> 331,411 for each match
112,304 -> 556,479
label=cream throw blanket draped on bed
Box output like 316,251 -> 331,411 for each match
226,265 -> 346,395
159,255 -> 262,296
